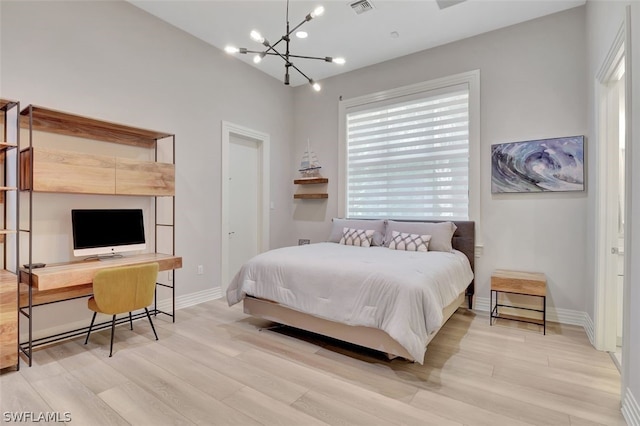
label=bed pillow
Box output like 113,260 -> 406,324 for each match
387,231 -> 431,252
384,220 -> 457,252
328,218 -> 385,246
339,228 -> 375,247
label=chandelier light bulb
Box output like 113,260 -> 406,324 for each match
250,30 -> 264,43
296,31 -> 308,39
311,81 -> 321,91
332,57 -> 346,65
224,46 -> 240,54
253,54 -> 262,64
311,6 -> 325,18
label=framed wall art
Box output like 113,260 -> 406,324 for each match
491,135 -> 585,193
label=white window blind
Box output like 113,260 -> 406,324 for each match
345,83 -> 469,220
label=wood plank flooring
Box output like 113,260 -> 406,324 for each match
0,299 -> 626,425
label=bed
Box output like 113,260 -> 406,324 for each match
227,220 -> 475,363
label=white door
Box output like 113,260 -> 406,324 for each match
228,134 -> 260,281
613,75 -> 625,349
595,31 -> 628,360
221,122 -> 270,294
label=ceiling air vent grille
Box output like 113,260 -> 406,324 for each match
349,0 -> 374,15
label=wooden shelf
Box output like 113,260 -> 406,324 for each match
294,193 -> 328,199
19,147 -> 175,196
0,269 -> 18,368
0,98 -> 18,369
294,177 -> 328,185
0,99 -> 18,111
0,142 -> 17,152
20,105 -> 172,148
20,282 -> 92,308
294,177 -> 328,199
493,313 -> 545,326
0,269 -> 17,285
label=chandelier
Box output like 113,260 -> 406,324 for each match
224,1 -> 345,91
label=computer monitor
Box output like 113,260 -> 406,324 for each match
71,209 -> 146,258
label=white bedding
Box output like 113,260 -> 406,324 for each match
227,242 -> 473,362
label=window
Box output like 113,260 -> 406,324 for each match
338,71 -> 479,223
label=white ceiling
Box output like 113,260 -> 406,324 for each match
128,0 -> 585,88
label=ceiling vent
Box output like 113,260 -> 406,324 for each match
349,0 -> 375,15
436,0 -> 467,10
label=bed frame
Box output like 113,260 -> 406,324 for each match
243,220 -> 475,362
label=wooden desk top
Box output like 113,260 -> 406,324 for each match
20,253 -> 182,291
491,269 -> 546,297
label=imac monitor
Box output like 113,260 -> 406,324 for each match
72,209 -> 146,258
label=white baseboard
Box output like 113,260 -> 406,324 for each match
583,312 -> 595,346
473,296 -> 588,327
622,388 -> 640,426
156,286 -> 222,312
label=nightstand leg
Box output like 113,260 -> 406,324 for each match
543,295 -> 546,335
489,290 -> 498,326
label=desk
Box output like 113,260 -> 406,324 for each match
19,253 -> 182,306
20,253 -> 182,291
18,253 -> 182,363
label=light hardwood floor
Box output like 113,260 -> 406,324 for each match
0,299 -> 626,425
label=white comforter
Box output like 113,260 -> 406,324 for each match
227,242 -> 473,362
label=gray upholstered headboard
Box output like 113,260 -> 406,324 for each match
451,221 -> 475,308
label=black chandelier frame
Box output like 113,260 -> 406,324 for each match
228,1 -> 343,90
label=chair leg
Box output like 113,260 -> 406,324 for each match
145,308 -> 159,341
84,312 -> 97,345
109,315 -> 116,357
129,312 -> 133,330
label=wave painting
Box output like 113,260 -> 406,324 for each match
491,136 -> 584,193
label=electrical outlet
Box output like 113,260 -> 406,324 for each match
298,239 -> 310,245
197,265 -> 204,275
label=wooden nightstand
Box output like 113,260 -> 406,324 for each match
490,269 -> 547,334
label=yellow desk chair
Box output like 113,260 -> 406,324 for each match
84,262 -> 160,357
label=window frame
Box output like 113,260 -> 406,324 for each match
337,70 -> 481,240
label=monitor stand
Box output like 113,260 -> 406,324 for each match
98,253 -> 125,261
84,253 -> 125,261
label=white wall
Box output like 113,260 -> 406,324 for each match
0,0 -> 294,332
292,7 -> 588,318
586,0 -> 640,421
629,2 -> 640,416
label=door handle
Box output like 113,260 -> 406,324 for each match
611,247 -> 619,254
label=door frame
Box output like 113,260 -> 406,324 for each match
593,9 -> 632,382
221,121 -> 270,293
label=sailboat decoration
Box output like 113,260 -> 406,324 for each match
299,138 -> 322,178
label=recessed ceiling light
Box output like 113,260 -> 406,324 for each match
296,31 -> 308,39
